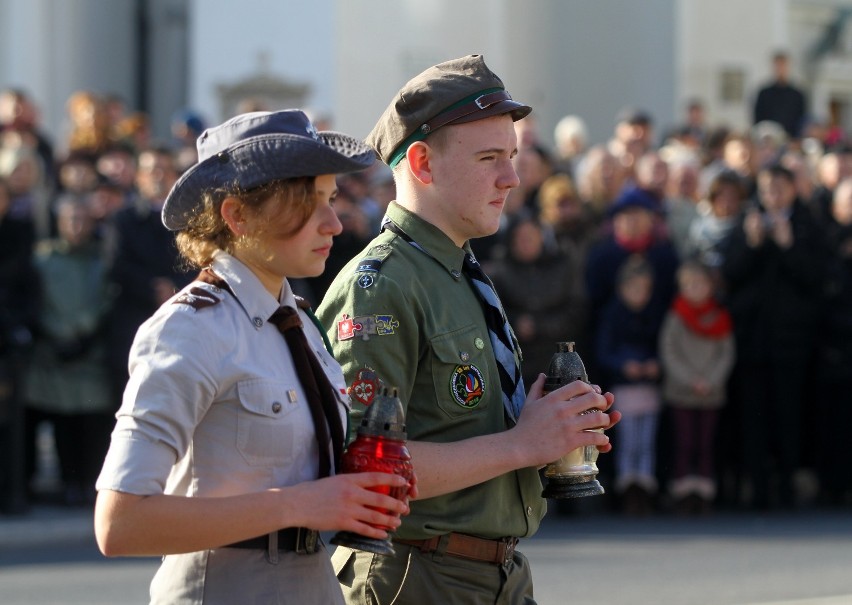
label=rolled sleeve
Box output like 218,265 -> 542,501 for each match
96,306 -> 222,495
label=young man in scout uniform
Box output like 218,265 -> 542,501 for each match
317,55 -> 619,604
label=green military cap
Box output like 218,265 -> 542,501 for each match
367,54 -> 532,168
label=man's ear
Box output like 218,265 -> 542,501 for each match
406,141 -> 433,185
220,197 -> 246,236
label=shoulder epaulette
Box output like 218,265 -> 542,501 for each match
294,295 -> 312,311
172,285 -> 222,310
355,243 -> 394,274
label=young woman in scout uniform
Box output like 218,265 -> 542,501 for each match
94,110 -> 413,604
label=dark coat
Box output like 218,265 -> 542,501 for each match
103,202 -> 193,372
722,199 -> 826,364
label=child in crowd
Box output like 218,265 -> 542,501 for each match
659,259 -> 735,515
595,255 -> 662,515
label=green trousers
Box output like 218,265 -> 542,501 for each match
332,540 -> 536,605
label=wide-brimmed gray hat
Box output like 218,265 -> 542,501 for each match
367,54 -> 532,168
162,109 -> 375,231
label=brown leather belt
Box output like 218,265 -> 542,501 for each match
224,527 -> 320,554
395,533 -> 518,565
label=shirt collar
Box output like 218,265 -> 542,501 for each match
211,250 -> 297,324
385,201 -> 468,277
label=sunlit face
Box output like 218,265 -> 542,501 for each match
236,174 -> 342,291
427,114 -> 520,244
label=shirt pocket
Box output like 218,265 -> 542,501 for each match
235,378 -> 299,467
430,324 -> 491,418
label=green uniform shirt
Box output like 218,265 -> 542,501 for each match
317,202 -> 546,540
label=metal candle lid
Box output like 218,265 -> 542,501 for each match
545,341 -> 588,390
358,386 -> 407,441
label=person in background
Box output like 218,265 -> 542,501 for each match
722,163 -> 826,510
815,177 -> 852,506
94,109 -> 413,604
488,212 -> 588,388
683,169 -> 747,297
595,256 -> 662,516
102,146 -> 194,409
0,176 -> 38,512
552,114 -> 589,177
659,259 -> 735,515
24,196 -> 113,506
753,51 -> 807,140
537,172 -> 599,271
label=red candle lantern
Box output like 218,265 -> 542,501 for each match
331,381 -> 413,556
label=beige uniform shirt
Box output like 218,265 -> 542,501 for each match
96,250 -> 347,604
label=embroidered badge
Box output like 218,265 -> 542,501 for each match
172,286 -> 221,310
351,315 -> 399,340
357,274 -> 374,289
349,368 -> 382,406
450,364 -> 486,408
337,314 -> 361,341
356,258 -> 383,273
375,315 -> 400,335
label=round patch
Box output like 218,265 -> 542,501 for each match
450,364 -> 486,408
357,274 -> 375,289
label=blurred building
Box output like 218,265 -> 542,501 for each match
0,0 -> 851,149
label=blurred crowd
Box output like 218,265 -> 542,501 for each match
2,51 -> 852,518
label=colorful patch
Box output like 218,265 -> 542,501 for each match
357,274 -> 375,289
172,286 -> 221,310
337,314 -> 361,341
343,315 -> 399,340
348,368 -> 382,406
450,364 -> 486,408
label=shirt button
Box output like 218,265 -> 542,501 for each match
526,506 -> 533,516
253,317 -> 263,327
271,402 -> 282,413
451,269 -> 461,279
474,338 -> 485,350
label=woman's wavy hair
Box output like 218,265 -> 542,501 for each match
175,176 -> 316,269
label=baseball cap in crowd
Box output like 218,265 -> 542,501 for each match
162,109 -> 375,231
368,54 -> 532,168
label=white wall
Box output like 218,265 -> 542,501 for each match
336,0 -> 676,149
677,0 -> 785,135
0,0 -> 137,147
188,0 -> 335,127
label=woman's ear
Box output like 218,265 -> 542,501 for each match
220,197 -> 246,236
406,141 -> 433,185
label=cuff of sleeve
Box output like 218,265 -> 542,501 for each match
95,434 -> 177,495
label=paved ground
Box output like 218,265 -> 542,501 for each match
2,503 -> 852,604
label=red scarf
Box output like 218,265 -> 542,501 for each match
672,294 -> 733,339
615,231 -> 654,253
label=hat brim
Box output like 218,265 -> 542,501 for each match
162,131 -> 375,231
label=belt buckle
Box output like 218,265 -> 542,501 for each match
296,528 -> 319,554
502,538 -> 517,565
